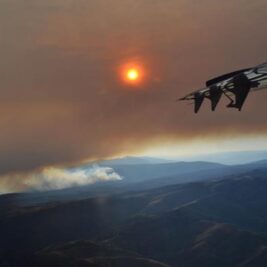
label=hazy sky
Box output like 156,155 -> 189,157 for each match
1,0 -> 267,185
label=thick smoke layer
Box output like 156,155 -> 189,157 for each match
0,0 -> 267,189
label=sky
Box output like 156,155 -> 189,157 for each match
1,0 -> 267,192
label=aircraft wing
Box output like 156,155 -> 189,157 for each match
179,85 -> 224,113
179,62 -> 267,113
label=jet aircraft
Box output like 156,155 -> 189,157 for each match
179,62 -> 267,113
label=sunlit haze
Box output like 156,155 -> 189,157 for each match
135,135 -> 267,159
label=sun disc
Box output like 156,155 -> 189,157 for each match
119,61 -> 146,87
127,69 -> 139,81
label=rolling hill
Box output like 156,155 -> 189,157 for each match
2,168 -> 267,266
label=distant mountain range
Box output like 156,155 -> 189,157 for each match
96,156 -> 174,166
2,158 -> 267,207
94,150 -> 267,166
2,167 -> 267,266
174,150 -> 267,165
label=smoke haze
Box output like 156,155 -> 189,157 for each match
0,0 -> 267,189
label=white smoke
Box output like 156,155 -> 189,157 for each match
25,165 -> 122,191
0,165 -> 122,193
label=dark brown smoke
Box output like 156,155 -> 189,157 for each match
0,0 -> 267,177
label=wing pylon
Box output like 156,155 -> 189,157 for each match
179,62 -> 267,112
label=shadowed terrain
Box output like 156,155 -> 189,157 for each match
2,163 -> 267,266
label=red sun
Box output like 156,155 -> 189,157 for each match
120,62 -> 145,86
127,69 -> 139,81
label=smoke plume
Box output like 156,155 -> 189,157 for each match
0,165 -> 122,193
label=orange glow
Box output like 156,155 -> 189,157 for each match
120,62 -> 145,86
